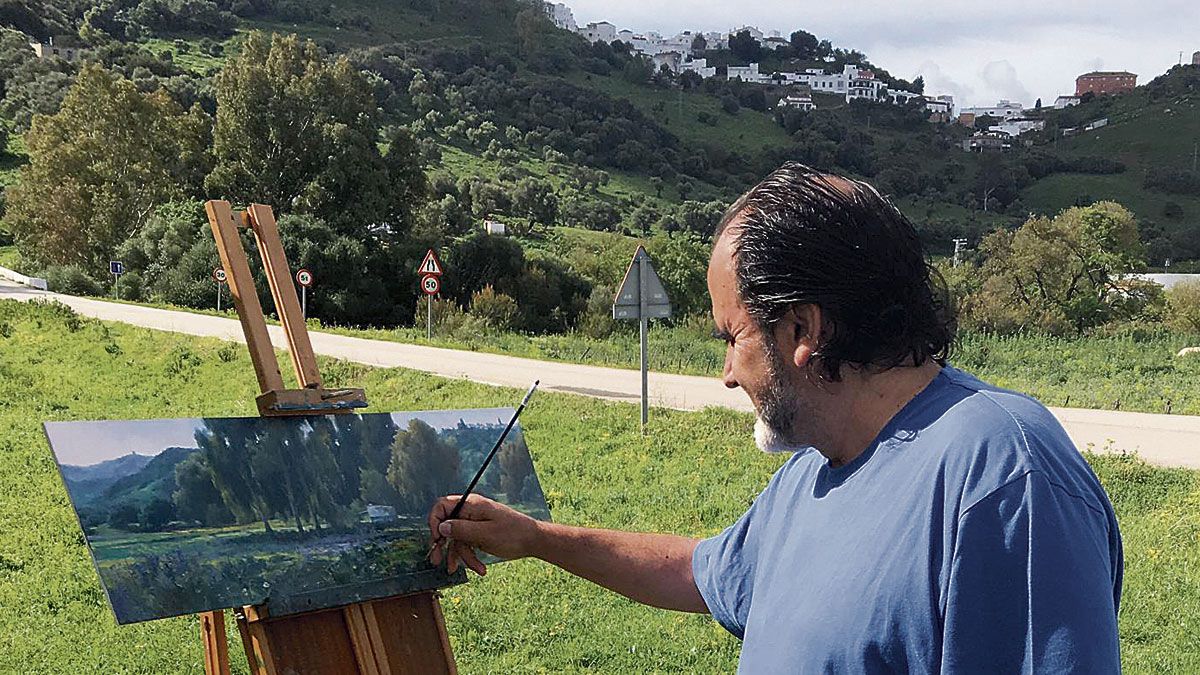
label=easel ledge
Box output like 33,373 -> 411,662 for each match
200,200 -> 457,675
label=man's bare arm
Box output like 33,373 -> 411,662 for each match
428,494 -> 708,613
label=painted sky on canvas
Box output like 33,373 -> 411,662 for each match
46,408 -> 517,466
564,0 -> 1198,107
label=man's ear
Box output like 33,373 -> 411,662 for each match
774,304 -> 823,370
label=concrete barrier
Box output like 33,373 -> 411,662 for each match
0,265 -> 48,291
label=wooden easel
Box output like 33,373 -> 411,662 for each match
200,200 -> 457,675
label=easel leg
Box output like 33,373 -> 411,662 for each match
201,610 -> 230,675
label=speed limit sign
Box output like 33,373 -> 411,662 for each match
296,268 -> 314,288
212,268 -> 227,283
421,274 -> 440,296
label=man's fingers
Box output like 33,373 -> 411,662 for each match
460,545 -> 488,576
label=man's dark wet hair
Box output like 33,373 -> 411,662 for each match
717,162 -> 955,382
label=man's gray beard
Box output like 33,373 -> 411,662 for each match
753,343 -> 811,454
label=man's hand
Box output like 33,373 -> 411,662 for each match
426,493 -> 708,613
427,494 -> 541,576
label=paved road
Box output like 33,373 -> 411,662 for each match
4,279 -> 1199,468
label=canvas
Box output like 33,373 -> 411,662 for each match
44,408 -> 551,624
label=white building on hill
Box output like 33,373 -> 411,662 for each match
29,38 -> 81,61
543,2 -> 577,31
1054,95 -> 1081,109
777,89 -> 816,111
579,21 -> 617,43
727,63 -> 763,82
989,118 -> 1046,137
960,100 -> 1026,119
681,57 -> 717,79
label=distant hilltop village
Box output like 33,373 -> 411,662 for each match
542,2 -> 1153,145
542,2 -> 952,117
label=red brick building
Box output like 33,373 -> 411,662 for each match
1075,71 -> 1137,97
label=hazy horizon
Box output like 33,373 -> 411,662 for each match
564,0 -> 1197,108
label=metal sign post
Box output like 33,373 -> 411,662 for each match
109,261 -> 124,299
213,268 -> 227,312
295,268 -> 313,318
418,250 -> 444,340
613,246 -> 672,434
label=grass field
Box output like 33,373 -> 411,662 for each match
0,299 -> 1198,672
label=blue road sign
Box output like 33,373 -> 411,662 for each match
109,261 -> 125,276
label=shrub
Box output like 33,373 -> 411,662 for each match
1166,281 -> 1200,333
577,285 -> 618,338
469,286 -> 520,332
46,265 -> 103,296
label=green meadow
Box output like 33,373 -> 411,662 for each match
0,299 -> 1197,672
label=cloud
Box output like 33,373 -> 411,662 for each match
915,61 -> 974,104
980,61 -> 1032,104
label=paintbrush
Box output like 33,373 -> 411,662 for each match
432,380 -> 540,562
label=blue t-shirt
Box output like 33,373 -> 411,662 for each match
692,366 -> 1123,673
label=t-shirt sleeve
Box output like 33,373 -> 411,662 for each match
941,471 -> 1122,673
691,486 -> 771,639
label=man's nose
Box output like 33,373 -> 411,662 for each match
722,352 -> 739,389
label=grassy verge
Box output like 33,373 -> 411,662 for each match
0,299 -> 1197,672
24,283 -> 1200,416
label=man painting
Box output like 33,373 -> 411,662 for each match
428,163 -> 1123,673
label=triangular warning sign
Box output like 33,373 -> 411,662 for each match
418,249 -> 443,276
612,246 -> 672,320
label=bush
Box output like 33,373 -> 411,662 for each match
1166,281 -> 1200,333
46,265 -> 103,296
115,270 -> 145,302
469,285 -> 520,332
577,285 -> 618,338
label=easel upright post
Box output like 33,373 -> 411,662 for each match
202,200 -> 456,675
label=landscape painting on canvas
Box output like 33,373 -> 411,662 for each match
45,409 -> 551,624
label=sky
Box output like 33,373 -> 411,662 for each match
563,0 -> 1199,108
44,408 -> 519,467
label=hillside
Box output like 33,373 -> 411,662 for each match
1,0 -> 1198,329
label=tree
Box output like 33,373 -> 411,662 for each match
7,64 -> 210,273
912,76 -> 925,94
206,32 -> 424,238
172,453 -> 235,526
728,30 -> 761,63
387,420 -> 461,514
512,177 -> 558,226
789,30 -> 818,59
968,202 -> 1156,334
691,34 -> 707,52
649,176 -> 665,198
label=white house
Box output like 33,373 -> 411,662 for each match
651,51 -> 685,73
846,66 -> 885,102
726,63 -> 763,82
361,504 -> 397,524
680,57 -> 717,79
617,29 -> 635,43
1054,95 -> 1081,109
925,95 -> 954,121
728,25 -> 765,42
763,36 -> 791,51
484,219 -> 507,235
960,99 -> 1026,119
703,31 -> 727,49
887,89 -> 922,105
579,21 -> 617,43
29,39 -> 81,62
777,90 -> 816,111
542,2 -> 577,31
989,117 -> 1046,137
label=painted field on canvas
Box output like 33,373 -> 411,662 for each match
45,409 -> 550,624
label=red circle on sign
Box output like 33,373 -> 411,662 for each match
296,268 -> 314,288
212,268 -> 227,283
421,274 -> 440,296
